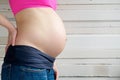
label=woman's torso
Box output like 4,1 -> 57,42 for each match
14,8 -> 66,58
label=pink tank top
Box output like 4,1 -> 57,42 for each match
9,0 -> 57,15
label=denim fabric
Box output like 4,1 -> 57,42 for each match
1,63 -> 55,80
1,45 -> 56,80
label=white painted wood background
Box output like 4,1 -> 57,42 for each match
1,0 -> 120,80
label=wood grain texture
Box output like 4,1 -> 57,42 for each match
1,35 -> 120,58
1,0 -> 120,80
57,0 -> 120,5
1,10 -> 120,21
1,0 -> 120,4
59,78 -> 120,80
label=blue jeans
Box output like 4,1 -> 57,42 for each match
1,63 -> 55,80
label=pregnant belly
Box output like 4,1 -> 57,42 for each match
14,8 -> 66,57
15,24 -> 66,58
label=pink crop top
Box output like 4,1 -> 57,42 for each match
9,0 -> 57,15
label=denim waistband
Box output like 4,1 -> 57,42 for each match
4,45 -> 55,69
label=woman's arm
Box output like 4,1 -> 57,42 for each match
53,61 -> 59,80
0,14 -> 17,51
0,14 -> 15,32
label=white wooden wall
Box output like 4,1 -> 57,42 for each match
1,0 -> 120,80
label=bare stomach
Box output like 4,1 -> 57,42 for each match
14,8 -> 66,58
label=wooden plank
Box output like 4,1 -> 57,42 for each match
64,22 -> 120,28
1,21 -> 120,34
2,21 -> 120,28
0,27 -> 8,36
2,22 -> 120,35
0,46 -> 5,58
66,28 -> 120,34
0,76 -> 119,80
56,59 -> 120,65
0,37 -> 7,45
0,76 -> 118,80
66,35 -> 120,49
1,46 -> 120,58
2,35 -> 120,48
0,4 -> 10,11
58,5 -> 120,10
2,0 -> 120,4
1,10 -> 120,21
58,65 -> 120,77
57,0 -> 120,5
2,27 -> 120,35
1,20 -> 120,34
1,4 -> 120,10
65,22 -> 120,34
59,78 -> 120,80
0,11 -> 14,19
1,35 -> 120,58
0,0 -> 8,4
57,10 -> 120,21
0,60 -> 120,77
59,35 -> 120,58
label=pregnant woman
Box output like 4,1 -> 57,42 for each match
0,0 -> 66,80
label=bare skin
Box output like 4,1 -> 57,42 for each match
0,7 -> 66,80
15,8 -> 67,58
0,14 -> 17,50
